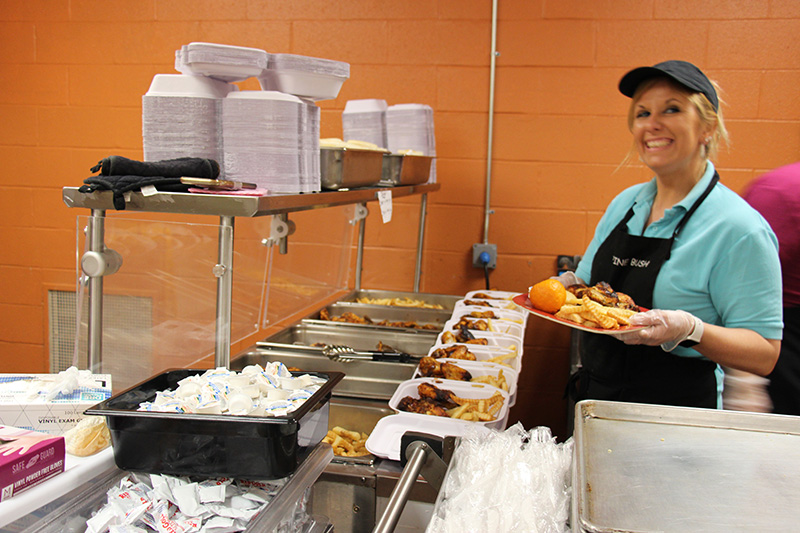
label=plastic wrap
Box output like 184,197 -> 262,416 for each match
427,423 -> 572,533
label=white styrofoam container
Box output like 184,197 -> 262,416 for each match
258,54 -> 349,101
453,299 -> 528,326
145,73 -> 234,99
0,374 -> 112,435
175,42 -> 269,82
433,328 -> 522,355
388,377 -> 510,430
365,412 -> 490,461
443,317 -> 524,341
464,289 -> 521,301
428,342 -> 522,373
450,306 -> 526,326
412,358 -> 519,406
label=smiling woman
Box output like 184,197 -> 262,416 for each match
552,60 -> 783,410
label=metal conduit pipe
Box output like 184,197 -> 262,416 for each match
482,0 -> 499,246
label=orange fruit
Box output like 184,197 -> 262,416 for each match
528,279 -> 567,313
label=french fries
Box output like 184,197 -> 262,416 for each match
470,369 -> 509,392
323,426 -> 370,457
554,294 -> 637,330
446,391 -> 505,422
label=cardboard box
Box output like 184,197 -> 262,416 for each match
0,426 -> 65,502
0,373 -> 112,435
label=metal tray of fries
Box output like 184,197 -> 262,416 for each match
339,289 -> 461,311
573,400 -> 800,532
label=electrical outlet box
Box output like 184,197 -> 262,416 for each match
472,243 -> 497,269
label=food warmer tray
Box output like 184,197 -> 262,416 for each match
320,301 -> 452,329
338,289 -> 462,311
86,369 -> 343,480
234,321 -> 439,400
573,400 -> 800,532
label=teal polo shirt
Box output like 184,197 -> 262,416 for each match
575,162 -> 783,404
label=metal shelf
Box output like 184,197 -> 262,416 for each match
62,183 -> 439,217
62,183 -> 438,371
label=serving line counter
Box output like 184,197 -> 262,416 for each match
0,443 -> 335,533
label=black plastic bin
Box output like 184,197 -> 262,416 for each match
86,368 -> 344,480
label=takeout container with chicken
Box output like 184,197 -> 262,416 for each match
427,341 -> 521,373
450,306 -> 527,328
442,316 -> 525,342
388,377 -> 510,430
412,356 -> 519,406
434,329 -> 522,356
453,298 -> 528,324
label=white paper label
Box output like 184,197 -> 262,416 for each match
378,190 -> 392,223
140,185 -> 158,196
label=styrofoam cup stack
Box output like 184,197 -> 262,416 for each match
386,103 -> 437,182
142,74 -> 234,163
222,91 -> 304,192
342,99 -> 389,149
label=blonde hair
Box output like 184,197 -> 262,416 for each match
621,77 -> 730,166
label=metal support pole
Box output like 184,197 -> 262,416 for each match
214,215 -> 234,368
86,209 -> 106,372
373,443 -> 429,533
413,193 -> 428,293
355,215 -> 366,291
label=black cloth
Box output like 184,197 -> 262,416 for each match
79,156 -> 220,210
89,155 -> 220,179
568,173 -> 720,409
768,306 -> 800,415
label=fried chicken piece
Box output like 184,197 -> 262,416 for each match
417,382 -> 458,409
615,291 -> 640,312
468,311 -> 497,319
586,281 -> 620,307
463,300 -> 495,307
441,362 -> 471,381
452,318 -> 489,332
417,356 -> 441,377
430,345 -> 477,361
397,396 -> 448,417
567,284 -> 589,298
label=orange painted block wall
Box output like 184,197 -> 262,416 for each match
1,0 -> 799,438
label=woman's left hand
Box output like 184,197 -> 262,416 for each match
613,309 -> 697,351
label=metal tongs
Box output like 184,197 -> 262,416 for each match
321,345 -> 412,363
255,341 -> 415,363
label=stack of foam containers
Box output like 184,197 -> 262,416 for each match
142,74 -> 234,163
221,91 -> 305,193
386,103 -> 437,183
341,99 -> 389,149
142,43 -> 348,192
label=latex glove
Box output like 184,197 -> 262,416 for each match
550,271 -> 582,289
612,309 -> 698,352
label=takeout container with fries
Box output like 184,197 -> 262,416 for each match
450,306 -> 527,326
427,342 -> 521,374
434,329 -> 523,354
388,377 -> 510,430
464,289 -> 519,301
412,358 -> 519,406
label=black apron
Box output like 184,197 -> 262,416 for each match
568,173 -> 720,409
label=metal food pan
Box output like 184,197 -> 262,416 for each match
379,154 -> 432,187
86,368 -> 343,480
573,400 -> 800,532
320,301 -> 451,329
320,147 -> 384,190
339,289 -> 462,311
